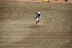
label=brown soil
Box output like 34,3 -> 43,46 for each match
0,2 -> 72,48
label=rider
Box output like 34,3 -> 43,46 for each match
34,12 -> 41,25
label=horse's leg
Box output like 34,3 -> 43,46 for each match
37,21 -> 40,25
36,18 -> 40,25
36,21 -> 38,25
36,21 -> 39,25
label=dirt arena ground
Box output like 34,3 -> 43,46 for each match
0,2 -> 72,48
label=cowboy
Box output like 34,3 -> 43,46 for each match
34,12 -> 41,25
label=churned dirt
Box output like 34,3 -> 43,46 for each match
0,2 -> 72,48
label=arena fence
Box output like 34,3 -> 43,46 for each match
0,0 -> 72,3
